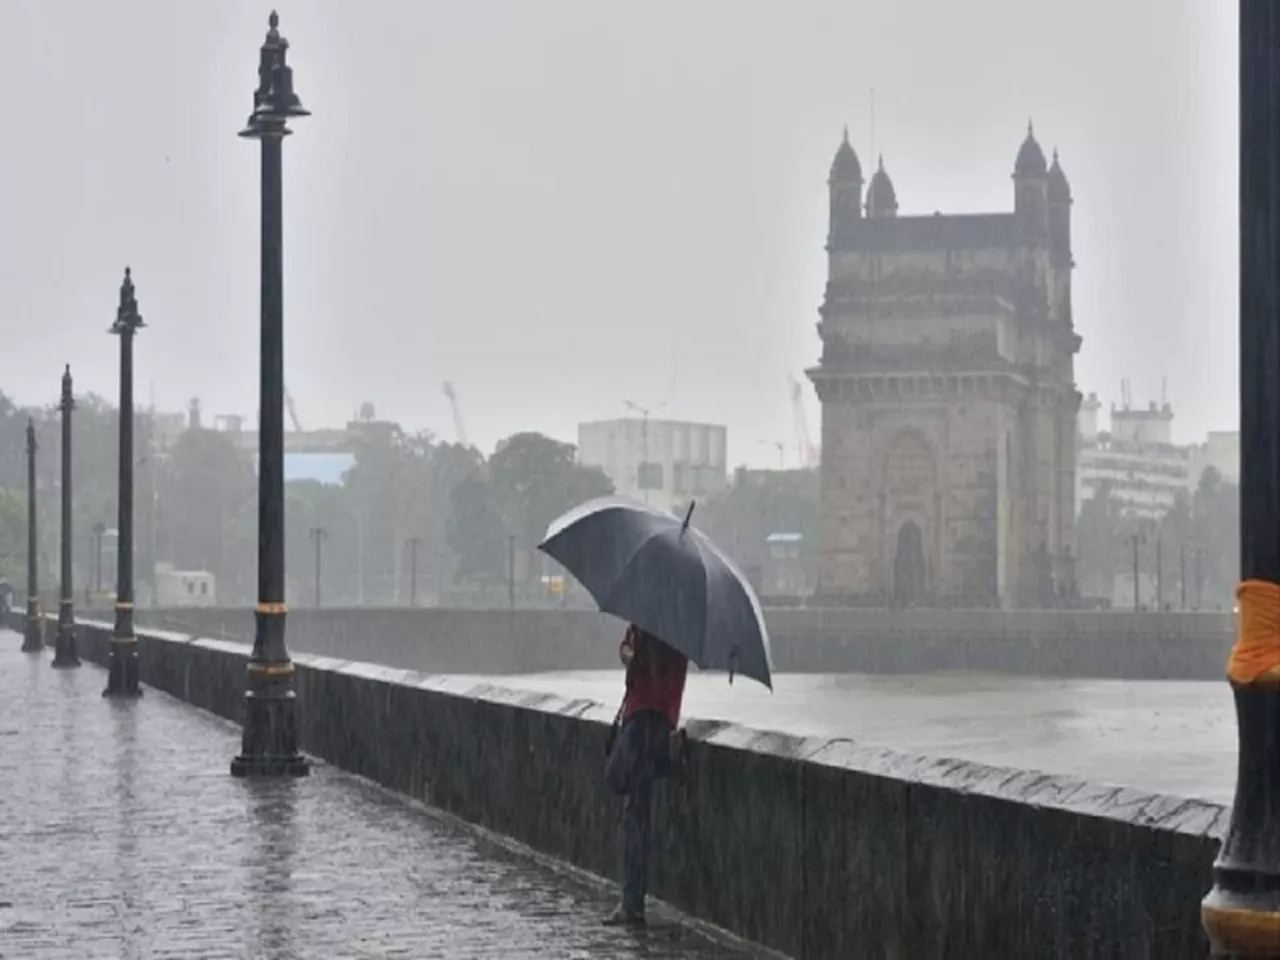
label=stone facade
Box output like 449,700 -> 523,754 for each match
809,125 -> 1083,608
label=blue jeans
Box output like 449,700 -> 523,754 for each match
604,709 -> 673,917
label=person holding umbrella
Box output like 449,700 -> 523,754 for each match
538,496 -> 774,926
602,622 -> 688,927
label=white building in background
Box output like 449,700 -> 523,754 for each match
1076,394 -> 1191,520
1188,430 -> 1240,489
153,563 -> 217,607
577,418 -> 728,514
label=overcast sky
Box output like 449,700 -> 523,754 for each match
0,1 -> 1236,466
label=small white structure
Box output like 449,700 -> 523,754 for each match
154,563 -> 217,607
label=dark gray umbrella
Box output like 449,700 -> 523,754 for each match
538,496 -> 773,689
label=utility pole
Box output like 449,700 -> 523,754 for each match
310,527 -> 326,608
407,536 -> 421,607
1129,531 -> 1145,612
105,266 -> 144,698
1196,547 -> 1205,610
508,533 -> 516,610
93,521 -> 106,595
1203,6 -> 1280,947
1155,536 -> 1163,611
1179,543 -> 1187,611
625,399 -> 665,506
230,11 -> 310,779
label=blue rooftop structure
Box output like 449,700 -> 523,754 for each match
253,451 -> 356,486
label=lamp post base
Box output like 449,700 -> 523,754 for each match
231,684 -> 310,778
51,626 -> 80,668
21,613 -> 42,653
102,640 -> 142,698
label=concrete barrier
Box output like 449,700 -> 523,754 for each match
49,614 -> 1223,958
100,605 -> 1239,681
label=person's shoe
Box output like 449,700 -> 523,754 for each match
602,905 -> 646,927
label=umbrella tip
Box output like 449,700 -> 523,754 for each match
681,500 -> 696,532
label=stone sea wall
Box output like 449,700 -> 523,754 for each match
43,615 -> 1224,959
102,605 -> 1239,680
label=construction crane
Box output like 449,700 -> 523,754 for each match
284,390 -> 302,432
442,381 -> 468,447
790,376 -> 819,468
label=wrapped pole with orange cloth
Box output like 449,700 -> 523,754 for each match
1202,5 -> 1280,955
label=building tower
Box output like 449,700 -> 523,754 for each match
807,121 -> 1082,608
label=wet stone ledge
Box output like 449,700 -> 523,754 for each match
57,615 -> 1223,959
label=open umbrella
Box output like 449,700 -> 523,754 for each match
538,496 -> 772,689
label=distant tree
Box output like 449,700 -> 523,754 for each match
1076,481 -> 1134,601
162,427 -> 255,601
448,472 -> 508,585
0,487 -> 25,586
689,467 -> 820,593
1187,467 -> 1239,609
487,432 -> 614,567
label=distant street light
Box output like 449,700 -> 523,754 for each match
407,537 -> 422,608
309,527 -> 327,608
624,399 -> 665,505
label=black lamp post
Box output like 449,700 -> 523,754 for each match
105,267 -> 144,698
51,366 -> 79,669
1203,4 -> 1280,953
407,536 -> 421,608
309,526 -> 325,608
21,418 -> 41,653
230,10 -> 310,778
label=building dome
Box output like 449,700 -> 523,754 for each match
866,156 -> 898,217
1048,149 -> 1071,202
830,127 -> 863,184
1014,121 -> 1047,178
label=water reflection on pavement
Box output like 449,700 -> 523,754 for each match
465,670 -> 1237,805
0,636 -> 765,959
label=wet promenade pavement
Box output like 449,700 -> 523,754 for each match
467,670 -> 1237,805
0,635 -> 766,959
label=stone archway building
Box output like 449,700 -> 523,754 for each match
808,125 -> 1081,608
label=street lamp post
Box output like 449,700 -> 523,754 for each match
508,533 -> 516,610
1129,531 -> 1145,612
52,366 -> 80,669
92,522 -> 105,596
1180,543 -> 1187,612
407,536 -> 421,607
230,10 -> 310,779
1155,536 -> 1163,611
105,267 -> 144,698
625,399 -> 665,505
1203,5 -> 1280,952
309,526 -> 326,608
22,418 -> 41,653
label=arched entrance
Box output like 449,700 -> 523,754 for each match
893,521 -> 927,607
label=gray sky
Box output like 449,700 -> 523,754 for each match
0,1 -> 1236,466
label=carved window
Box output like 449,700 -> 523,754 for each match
885,432 -> 935,501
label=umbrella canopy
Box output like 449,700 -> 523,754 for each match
538,496 -> 773,689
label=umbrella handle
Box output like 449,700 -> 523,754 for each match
728,645 -> 738,686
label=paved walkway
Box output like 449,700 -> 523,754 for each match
0,635 -> 764,959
